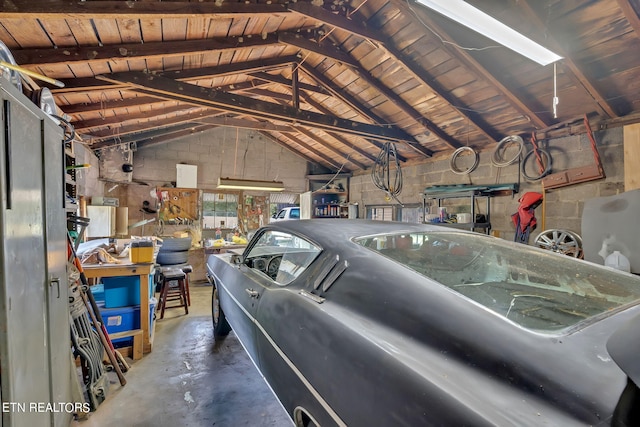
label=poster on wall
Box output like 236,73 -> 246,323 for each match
240,195 -> 267,233
157,187 -> 199,225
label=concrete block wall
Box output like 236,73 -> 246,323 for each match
350,127 -> 625,241
74,143 -> 104,198
125,127 -> 308,233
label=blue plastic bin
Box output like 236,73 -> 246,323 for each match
101,276 -> 140,308
99,304 -> 140,347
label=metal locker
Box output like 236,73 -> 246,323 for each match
0,79 -> 74,427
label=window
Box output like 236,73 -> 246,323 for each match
245,230 -> 321,285
203,193 -> 238,229
354,231 -> 640,332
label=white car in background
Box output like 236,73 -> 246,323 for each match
270,207 -> 300,222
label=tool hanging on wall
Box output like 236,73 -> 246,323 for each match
371,142 -> 403,204
541,114 -> 605,189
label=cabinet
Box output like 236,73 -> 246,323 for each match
86,205 -> 116,238
422,184 -> 518,234
308,175 -> 350,219
0,79 -> 76,427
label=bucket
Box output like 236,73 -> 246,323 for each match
457,213 -> 472,224
605,251 -> 631,273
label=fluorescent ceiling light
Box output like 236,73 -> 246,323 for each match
217,177 -> 285,192
414,0 -> 562,66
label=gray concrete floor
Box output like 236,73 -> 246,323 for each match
72,282 -> 292,427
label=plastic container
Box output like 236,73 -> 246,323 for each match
99,304 -> 140,347
605,251 -> 631,273
130,240 -> 154,263
90,283 -> 104,302
102,276 -> 140,308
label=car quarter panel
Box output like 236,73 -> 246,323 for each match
253,243 -> 636,426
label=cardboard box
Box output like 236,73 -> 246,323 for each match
173,231 -> 189,238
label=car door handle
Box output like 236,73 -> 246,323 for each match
245,288 -> 259,298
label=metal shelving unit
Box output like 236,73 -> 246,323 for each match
422,184 -> 518,234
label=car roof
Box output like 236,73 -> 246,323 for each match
264,219 -> 454,247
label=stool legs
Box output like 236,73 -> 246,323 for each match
159,274 -> 189,319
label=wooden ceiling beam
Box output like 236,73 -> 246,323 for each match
135,125 -> 221,150
61,79 -> 273,114
93,123 -> 210,150
299,92 -> 404,163
518,0 -> 618,118
616,0 -> 640,36
290,3 -> 497,145
74,105 -> 205,132
278,32 -> 360,69
13,35 -> 280,67
62,96 -> 165,115
300,66 -> 432,158
0,1 -> 287,18
160,55 -> 300,81
96,71 -> 414,143
258,132 -> 330,170
395,0 -> 549,130
295,127 -> 367,170
277,133 -> 348,171
249,72 -> 330,96
288,2 -> 384,43
84,109 -> 227,144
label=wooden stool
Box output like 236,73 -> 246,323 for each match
159,269 -> 189,319
181,264 -> 192,306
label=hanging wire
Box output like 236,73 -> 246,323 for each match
371,142 -> 403,205
491,135 -> 524,167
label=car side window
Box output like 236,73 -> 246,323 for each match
290,208 -> 300,219
246,230 -> 321,285
277,210 -> 286,219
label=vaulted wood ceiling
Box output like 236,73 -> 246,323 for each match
2,0 -> 640,173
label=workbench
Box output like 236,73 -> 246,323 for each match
82,262 -> 155,354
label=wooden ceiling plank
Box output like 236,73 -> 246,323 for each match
13,34 -> 281,67
517,0 -> 618,119
288,3 -> 471,149
0,2 -> 288,19
392,0 -> 549,130
96,71 -> 415,143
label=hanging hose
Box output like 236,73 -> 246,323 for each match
449,146 -> 479,175
491,135 -> 524,167
371,142 -> 403,204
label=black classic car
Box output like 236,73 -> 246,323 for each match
206,219 -> 640,427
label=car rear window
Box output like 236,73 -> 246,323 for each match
354,231 -> 640,332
